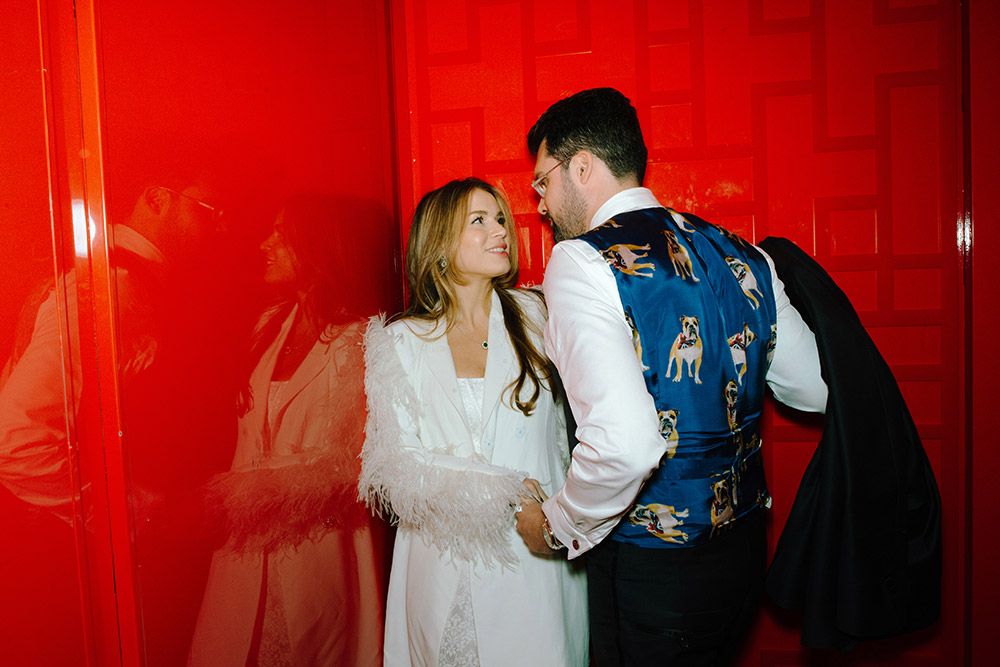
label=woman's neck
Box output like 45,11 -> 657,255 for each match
446,279 -> 494,379
271,298 -> 319,382
451,279 -> 493,328
291,286 -> 321,332
294,286 -> 310,312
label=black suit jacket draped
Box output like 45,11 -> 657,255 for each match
759,237 -> 941,650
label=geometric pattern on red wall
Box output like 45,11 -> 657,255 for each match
395,2 -> 961,663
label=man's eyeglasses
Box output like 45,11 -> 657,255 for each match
158,186 -> 224,222
531,157 -> 570,198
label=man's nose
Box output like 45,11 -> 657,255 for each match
536,198 -> 547,216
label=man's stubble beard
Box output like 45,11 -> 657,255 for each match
551,179 -> 590,243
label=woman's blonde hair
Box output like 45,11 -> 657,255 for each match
401,177 -> 552,415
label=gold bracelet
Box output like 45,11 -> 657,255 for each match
541,516 -> 565,550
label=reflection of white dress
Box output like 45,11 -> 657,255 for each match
360,290 -> 588,667
189,307 -> 388,667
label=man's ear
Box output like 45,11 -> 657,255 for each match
141,186 -> 171,216
572,150 -> 594,186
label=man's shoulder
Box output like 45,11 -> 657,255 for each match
506,285 -> 545,308
582,207 -> 672,242
544,239 -> 606,281
600,205 -> 670,224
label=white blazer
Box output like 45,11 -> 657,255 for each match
361,288 -> 588,667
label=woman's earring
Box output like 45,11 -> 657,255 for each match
438,256 -> 448,270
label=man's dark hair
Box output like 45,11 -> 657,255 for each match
527,87 -> 647,185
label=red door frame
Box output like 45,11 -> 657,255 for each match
36,0 -> 143,663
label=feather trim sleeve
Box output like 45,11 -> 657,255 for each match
204,323 -> 370,555
203,453 -> 368,554
359,315 -> 525,568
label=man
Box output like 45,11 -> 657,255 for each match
514,88 -> 828,665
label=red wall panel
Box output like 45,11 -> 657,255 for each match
1,2 -> 401,665
0,3 -> 91,665
394,0 -> 965,663
94,2 -> 401,664
970,0 -> 999,663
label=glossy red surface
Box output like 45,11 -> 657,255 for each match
0,1 -> 994,665
2,1 -> 400,665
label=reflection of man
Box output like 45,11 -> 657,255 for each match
0,181 -> 229,666
108,184 -> 238,667
0,183 -> 224,519
514,88 -> 829,665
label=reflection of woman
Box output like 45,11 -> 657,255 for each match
188,195 -> 389,667
360,178 -> 588,666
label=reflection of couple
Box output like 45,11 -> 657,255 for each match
189,194 -> 390,666
360,87 -> 829,666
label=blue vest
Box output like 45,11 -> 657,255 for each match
579,207 -> 778,548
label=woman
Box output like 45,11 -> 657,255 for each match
188,194 -> 389,667
360,178 -> 588,666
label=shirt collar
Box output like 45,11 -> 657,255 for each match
113,224 -> 166,265
589,187 -> 662,231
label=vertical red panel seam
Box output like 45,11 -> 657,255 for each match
518,0 -> 536,143
632,0 -> 650,139
43,0 -> 122,660
959,0 -> 973,663
380,0 -> 406,298
390,0 -> 414,300
687,0 -> 707,151
34,1 -> 98,664
413,0 -> 437,196
72,0 -> 143,665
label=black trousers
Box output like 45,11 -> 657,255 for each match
587,513 -> 766,666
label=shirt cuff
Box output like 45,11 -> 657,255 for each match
541,494 -> 592,559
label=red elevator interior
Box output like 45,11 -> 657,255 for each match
0,1 -> 995,665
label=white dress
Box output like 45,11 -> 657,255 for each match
360,289 -> 588,667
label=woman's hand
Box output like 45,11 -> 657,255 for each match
520,477 -> 547,504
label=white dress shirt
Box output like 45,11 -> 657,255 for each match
541,187 -> 828,558
0,224 -> 164,523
